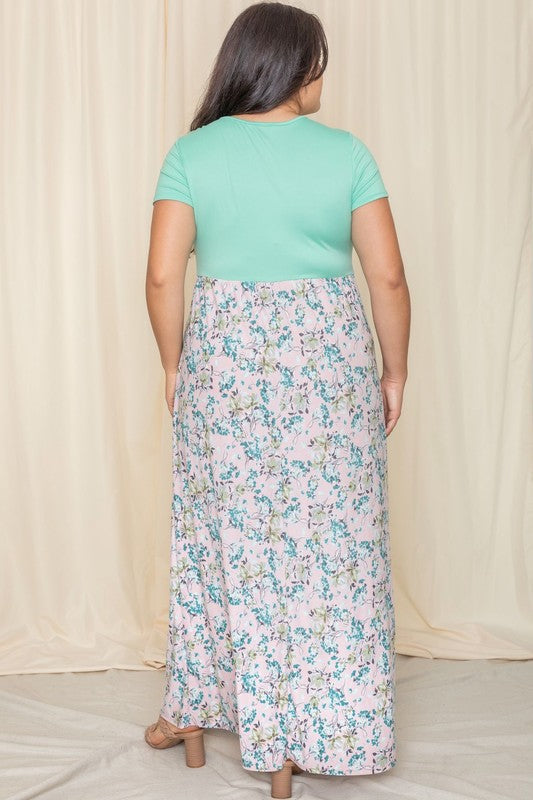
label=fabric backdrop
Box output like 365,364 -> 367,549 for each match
1,0 -> 532,675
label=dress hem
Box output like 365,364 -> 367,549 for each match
159,713 -> 397,776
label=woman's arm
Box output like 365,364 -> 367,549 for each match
146,199 -> 196,413
351,197 -> 411,435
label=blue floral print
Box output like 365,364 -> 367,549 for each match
159,273 -> 397,775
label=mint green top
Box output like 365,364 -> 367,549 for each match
153,114 -> 388,281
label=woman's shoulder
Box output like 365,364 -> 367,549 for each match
305,118 -> 376,151
302,117 -> 355,147
170,117 -> 227,157
171,115 -> 373,163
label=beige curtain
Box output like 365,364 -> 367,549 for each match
1,0 -> 531,676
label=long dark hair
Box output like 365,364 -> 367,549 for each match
189,2 -> 328,131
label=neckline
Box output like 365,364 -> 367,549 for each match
225,114 -> 306,126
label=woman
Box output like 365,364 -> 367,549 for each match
144,2 -> 410,797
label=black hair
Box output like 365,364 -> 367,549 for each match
189,1 -> 328,131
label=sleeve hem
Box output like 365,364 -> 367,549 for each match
153,195 -> 194,207
351,191 -> 389,212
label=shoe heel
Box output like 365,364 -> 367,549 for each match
183,730 -> 206,768
271,759 -> 293,799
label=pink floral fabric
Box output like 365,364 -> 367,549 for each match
159,274 -> 397,775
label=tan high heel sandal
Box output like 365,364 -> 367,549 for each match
144,716 -> 206,768
270,758 -> 303,799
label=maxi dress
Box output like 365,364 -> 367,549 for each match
152,113 -> 397,776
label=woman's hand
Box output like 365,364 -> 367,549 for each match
165,369 -> 178,416
380,373 -> 406,436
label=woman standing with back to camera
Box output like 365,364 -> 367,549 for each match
145,2 -> 410,797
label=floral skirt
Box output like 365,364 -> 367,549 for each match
159,273 -> 397,775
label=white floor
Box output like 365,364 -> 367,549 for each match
1,655 -> 532,799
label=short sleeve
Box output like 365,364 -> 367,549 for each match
351,134 -> 388,211
153,139 -> 194,206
